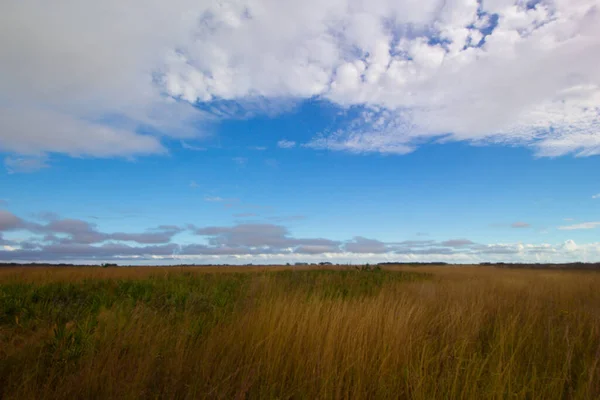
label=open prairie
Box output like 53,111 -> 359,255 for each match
1,265 -> 599,399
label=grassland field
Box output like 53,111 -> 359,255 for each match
1,265 -> 599,399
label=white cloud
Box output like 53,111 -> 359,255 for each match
204,196 -> 226,202
562,239 -> 578,252
181,142 -> 206,151
592,194 -> 600,199
160,0 -> 600,156
204,195 -> 240,203
2,0 -> 600,158
0,0 -> 205,158
558,221 -> 600,230
5,156 -> 49,174
233,213 -> 258,218
277,140 -> 296,149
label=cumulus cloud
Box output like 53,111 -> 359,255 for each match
159,0 -> 600,156
2,0 -> 599,160
0,0 -> 203,158
440,239 -> 476,247
109,227 -> 184,245
0,210 -> 26,231
295,244 -> 342,254
345,237 -> 389,253
189,223 -> 339,253
0,210 -> 182,245
472,243 -> 521,255
558,221 -> 600,230
562,239 -> 578,252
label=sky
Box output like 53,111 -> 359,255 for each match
1,0 -> 600,264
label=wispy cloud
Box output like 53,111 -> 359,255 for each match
277,140 -> 296,149
233,157 -> 248,166
181,141 -> 206,151
558,222 -> 600,231
204,196 -> 225,202
490,222 -> 531,229
440,239 -> 475,247
265,159 -> 279,168
189,180 -> 200,189
233,213 -> 258,218
5,156 -> 49,174
204,196 -> 239,203
268,215 -> 306,222
592,194 -> 600,199
248,146 -> 267,151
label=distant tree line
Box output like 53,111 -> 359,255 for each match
478,262 -> 600,270
2,261 -> 600,270
377,262 -> 449,266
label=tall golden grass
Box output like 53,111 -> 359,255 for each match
1,266 -> 599,399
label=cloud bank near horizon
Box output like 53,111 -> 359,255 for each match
1,210 -> 599,264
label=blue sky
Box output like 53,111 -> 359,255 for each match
1,0 -> 600,263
